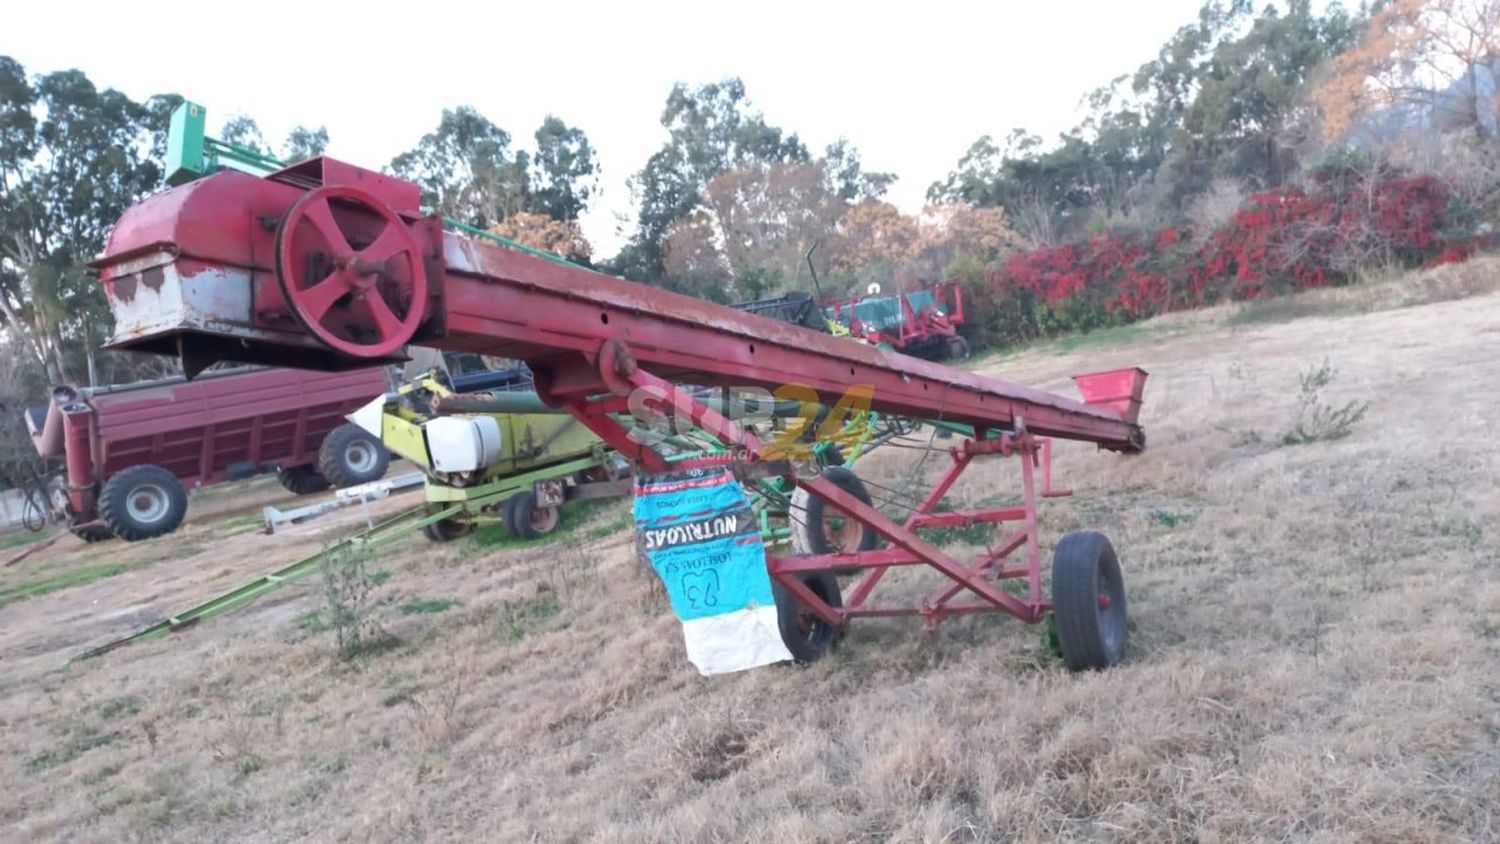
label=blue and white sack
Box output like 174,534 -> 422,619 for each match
633,467 -> 792,675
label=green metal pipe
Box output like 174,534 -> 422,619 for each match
68,504 -> 456,663
929,419 -> 1010,439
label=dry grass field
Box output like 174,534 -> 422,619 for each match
1,260 -> 1497,842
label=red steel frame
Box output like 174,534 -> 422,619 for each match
599,359 -> 1079,630
91,158 -> 1147,637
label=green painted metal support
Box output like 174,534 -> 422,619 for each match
68,449 -> 630,662
69,504 -> 459,663
424,454 -> 602,507
165,102 -> 207,185
930,419 -> 1010,440
166,101 -> 286,187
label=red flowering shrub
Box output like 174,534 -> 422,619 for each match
1000,227 -> 1198,338
1426,238 -> 1484,267
983,169 -> 1480,342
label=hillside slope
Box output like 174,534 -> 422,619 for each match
1,262 -> 1497,841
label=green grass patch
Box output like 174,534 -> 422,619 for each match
1050,321 -> 1161,352
974,493 -> 1022,508
1477,617 -> 1500,640
399,597 -> 454,615
498,596 -> 561,642
25,724 -> 121,773
297,609 -> 329,633
215,512 -> 266,535
1148,510 -> 1195,528
982,319 -> 1188,362
471,499 -> 617,550
1433,516 -> 1484,548
0,527 -> 54,551
0,562 -> 134,608
585,512 -> 633,541
95,695 -> 144,720
921,501 -> 995,548
1227,294 -> 1360,326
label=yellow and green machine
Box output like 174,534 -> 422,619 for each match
361,366 -> 629,543
367,359 -> 904,549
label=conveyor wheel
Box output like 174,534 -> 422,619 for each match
772,569 -> 843,663
1051,530 -> 1128,670
790,467 -> 880,563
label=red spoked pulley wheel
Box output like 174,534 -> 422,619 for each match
275,185 -> 427,357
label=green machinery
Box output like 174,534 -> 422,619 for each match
379,368 -> 900,548
367,369 -> 630,543
166,103 -> 286,186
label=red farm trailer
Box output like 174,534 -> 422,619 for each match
827,280 -> 967,360
27,366 -> 392,542
89,151 -> 1149,670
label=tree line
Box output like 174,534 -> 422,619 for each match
930,0 -> 1497,245
0,62 -> 1014,393
3,0 -> 1498,396
923,0 -> 1498,346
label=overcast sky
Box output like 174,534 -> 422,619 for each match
4,0 -> 1204,256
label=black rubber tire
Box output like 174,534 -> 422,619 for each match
789,466 -> 880,559
277,465 -> 331,495
500,494 -> 522,535
946,336 -> 971,360
422,517 -> 475,543
98,464 -> 188,542
317,423 -> 390,488
1051,530 -> 1128,670
772,569 -> 844,663
69,522 -> 113,543
505,491 -> 560,539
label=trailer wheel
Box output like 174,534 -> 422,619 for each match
1051,530 -> 1128,670
790,467 -> 879,562
506,491 -> 560,539
772,570 -> 843,663
318,423 -> 389,488
69,523 -> 113,543
423,516 -> 475,543
98,465 -> 188,542
277,465 -> 331,495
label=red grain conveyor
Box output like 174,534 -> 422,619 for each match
90,156 -> 1148,669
